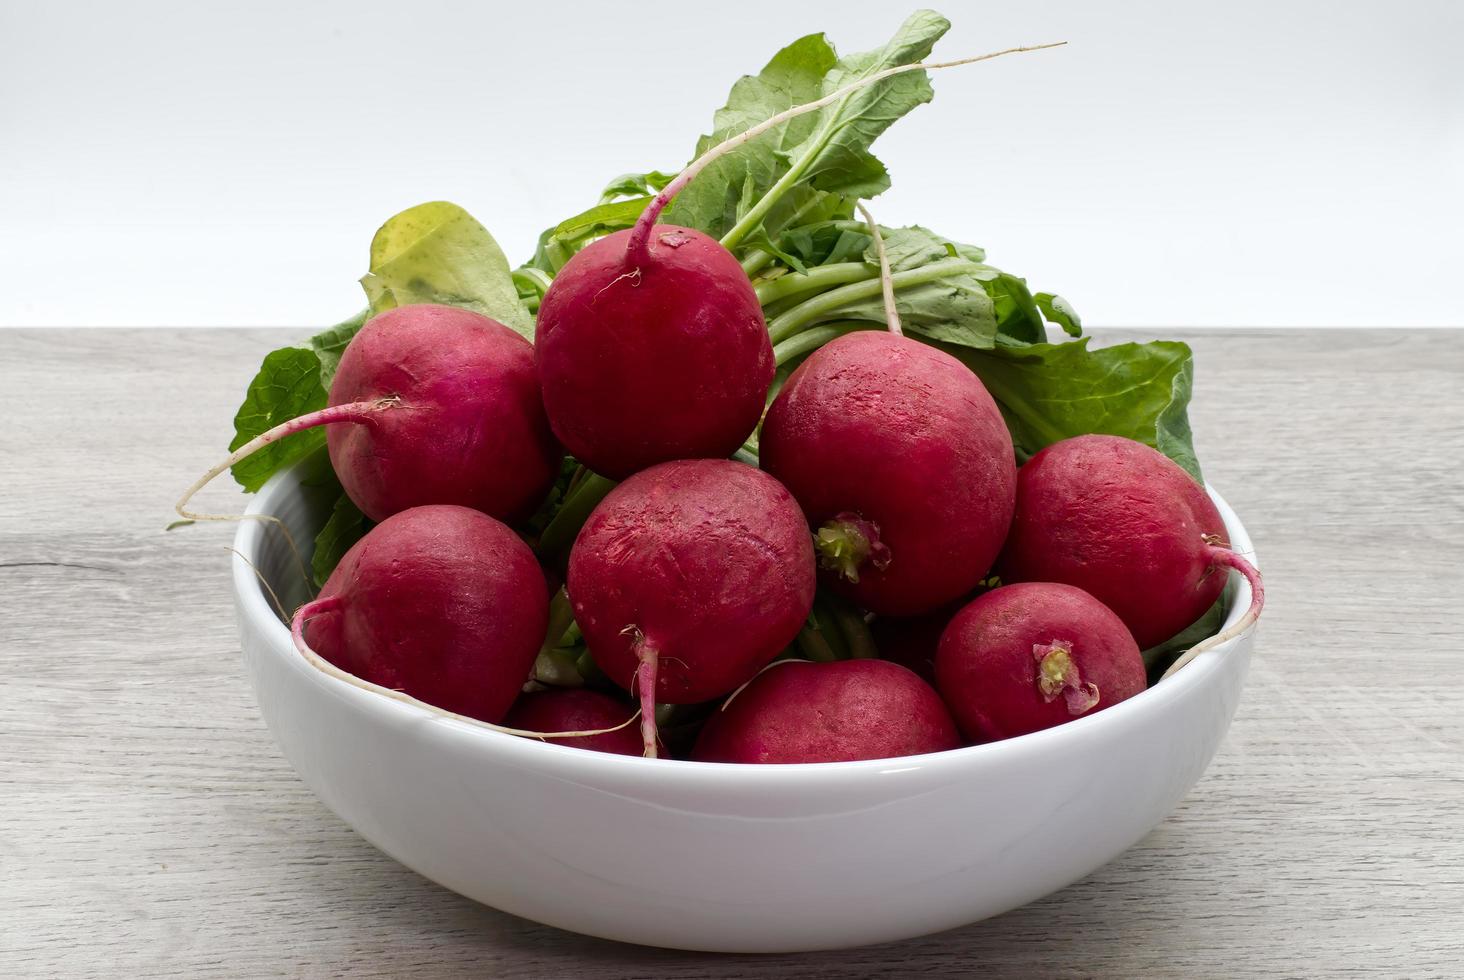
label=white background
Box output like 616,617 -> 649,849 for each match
2,0 -> 1460,328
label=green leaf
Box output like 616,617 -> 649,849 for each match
311,491 -> 369,587
663,31 -> 839,239
1035,292 -> 1082,337
598,170 -> 676,203
308,310 -> 369,390
228,346 -> 329,492
527,196 -> 653,272
783,10 -> 949,200
986,272 -> 1046,345
359,201 -> 534,340
873,225 -> 980,271
950,337 -> 1204,481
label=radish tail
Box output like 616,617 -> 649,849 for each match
175,396 -> 400,523
288,597 -> 645,741
1160,546 -> 1265,680
632,635 -> 661,759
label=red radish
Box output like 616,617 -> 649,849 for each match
761,204 -> 1015,616
535,227 -> 773,479
177,304 -> 561,524
533,44 -> 1064,481
936,582 -> 1146,742
999,434 -> 1264,653
693,659 -> 960,764
293,504 -> 547,724
760,284 -> 1015,616
567,459 -> 816,757
503,689 -> 643,756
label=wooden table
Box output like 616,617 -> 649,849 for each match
3,328 -> 1461,978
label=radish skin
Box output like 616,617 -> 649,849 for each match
567,460 -> 816,757
761,332 -> 1016,615
936,582 -> 1147,742
693,659 -> 959,763
301,504 -> 548,724
999,434 -> 1266,651
502,690 -> 645,756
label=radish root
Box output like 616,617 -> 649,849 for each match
229,546 -> 291,622
1160,545 -> 1266,680
174,396 -> 401,523
719,657 -> 801,712
622,625 -> 661,758
856,202 -> 903,337
290,598 -> 643,742
624,41 -> 1068,266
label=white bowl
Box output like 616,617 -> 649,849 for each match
233,463 -> 1257,953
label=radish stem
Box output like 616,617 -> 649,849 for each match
772,322 -> 870,366
857,202 -> 902,337
754,262 -> 871,306
767,258 -> 985,343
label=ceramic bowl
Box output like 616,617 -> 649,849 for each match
233,463 -> 1257,953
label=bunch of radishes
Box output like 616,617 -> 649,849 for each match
179,18 -> 1262,764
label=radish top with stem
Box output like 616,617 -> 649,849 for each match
621,42 -> 1067,269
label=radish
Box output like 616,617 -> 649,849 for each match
998,434 -> 1265,661
935,582 -> 1146,742
535,225 -> 773,479
760,207 -> 1016,616
178,303 -> 561,524
293,504 -> 548,724
533,45 -> 1063,480
502,689 -> 644,756
693,659 -> 960,764
567,459 -> 816,757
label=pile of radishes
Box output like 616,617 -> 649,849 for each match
179,16 -> 1263,764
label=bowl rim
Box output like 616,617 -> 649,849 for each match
233,463 -> 1258,785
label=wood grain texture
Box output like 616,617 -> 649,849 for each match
2,328 -> 1461,978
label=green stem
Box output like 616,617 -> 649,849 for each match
742,249 -> 776,277
721,157 -> 813,252
513,266 -> 554,299
537,473 -> 617,560
772,322 -> 870,366
768,258 -> 986,344
795,621 -> 838,662
833,603 -> 877,660
755,262 -> 871,307
544,240 -> 573,274
809,599 -> 851,660
566,463 -> 587,497
541,586 -> 575,652
760,291 -> 812,322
